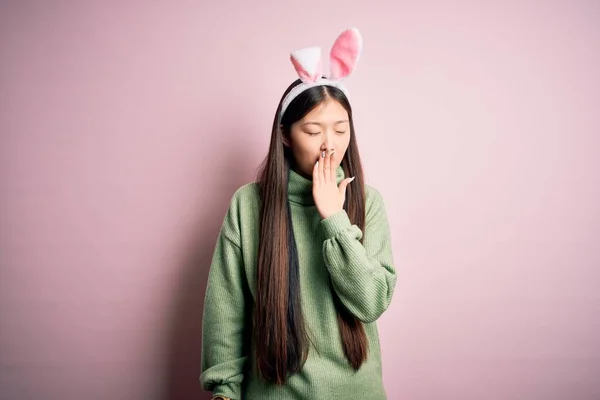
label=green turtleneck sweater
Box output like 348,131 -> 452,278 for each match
200,166 -> 397,400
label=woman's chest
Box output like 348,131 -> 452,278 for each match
239,204 -> 328,298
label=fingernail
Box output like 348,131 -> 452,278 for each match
321,151 -> 326,158
349,176 -> 355,182
316,160 -> 319,167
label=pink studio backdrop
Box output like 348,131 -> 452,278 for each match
1,2 -> 598,399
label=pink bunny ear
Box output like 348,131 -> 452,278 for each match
290,46 -> 323,83
329,28 -> 363,80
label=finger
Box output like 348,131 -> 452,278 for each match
319,149 -> 326,182
338,176 -> 355,194
322,149 -> 330,182
313,158 -> 320,186
329,150 -> 336,181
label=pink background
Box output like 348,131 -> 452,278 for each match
1,1 -> 599,399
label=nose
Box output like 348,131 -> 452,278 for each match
320,131 -> 334,151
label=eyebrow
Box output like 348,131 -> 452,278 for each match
301,120 -> 349,126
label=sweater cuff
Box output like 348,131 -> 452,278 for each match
320,210 -> 352,238
211,383 -> 239,400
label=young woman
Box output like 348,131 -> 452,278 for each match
200,28 -> 397,400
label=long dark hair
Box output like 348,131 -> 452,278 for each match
254,79 -> 368,384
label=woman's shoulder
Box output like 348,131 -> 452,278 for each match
218,182 -> 261,240
364,183 -> 389,221
231,181 -> 260,200
364,183 -> 385,206
226,181 -> 261,212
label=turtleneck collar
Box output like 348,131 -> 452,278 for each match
287,165 -> 346,205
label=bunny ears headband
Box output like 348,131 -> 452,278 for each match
279,27 -> 363,119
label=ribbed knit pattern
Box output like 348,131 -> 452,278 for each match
200,166 -> 397,400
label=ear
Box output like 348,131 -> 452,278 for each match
290,46 -> 323,83
281,125 -> 291,147
329,28 -> 362,80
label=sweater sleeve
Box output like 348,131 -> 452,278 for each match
319,187 -> 397,323
200,201 -> 250,400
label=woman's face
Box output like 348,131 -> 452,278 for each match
283,99 -> 351,179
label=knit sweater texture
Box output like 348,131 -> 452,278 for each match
200,165 -> 397,400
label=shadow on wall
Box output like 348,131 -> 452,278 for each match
162,133 -> 259,400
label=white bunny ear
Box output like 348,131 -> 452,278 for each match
329,28 -> 363,80
290,46 -> 323,83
